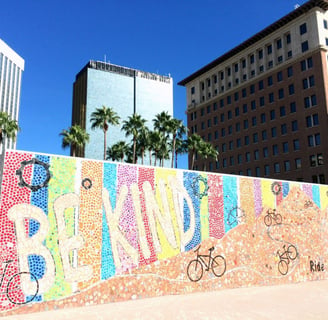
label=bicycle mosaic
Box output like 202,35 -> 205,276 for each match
0,150 -> 327,317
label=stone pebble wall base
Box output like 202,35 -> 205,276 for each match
0,150 -> 327,316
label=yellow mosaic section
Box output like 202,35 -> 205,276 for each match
155,168 -> 180,260
240,177 -> 255,226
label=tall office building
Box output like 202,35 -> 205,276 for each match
72,60 -> 173,163
0,39 -> 24,153
179,0 -> 328,183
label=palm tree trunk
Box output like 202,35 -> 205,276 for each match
148,149 -> 152,166
171,135 -> 176,168
103,128 -> 107,160
175,151 -> 178,168
191,152 -> 195,170
133,138 -> 137,164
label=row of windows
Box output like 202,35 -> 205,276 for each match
212,152 -> 323,173
191,23 -> 313,101
190,58 -> 314,118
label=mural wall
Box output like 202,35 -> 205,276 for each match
0,150 -> 327,316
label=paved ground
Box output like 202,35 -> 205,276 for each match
3,280 -> 328,320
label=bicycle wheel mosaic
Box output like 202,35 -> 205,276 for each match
0,150 -> 328,316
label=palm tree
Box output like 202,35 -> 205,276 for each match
106,141 -> 129,162
167,118 -> 187,168
173,138 -> 188,169
187,133 -> 203,170
153,111 -> 172,136
136,126 -> 150,165
198,141 -> 219,171
149,130 -> 165,166
0,112 -> 20,154
90,106 -> 120,160
121,113 -> 147,164
60,124 -> 89,157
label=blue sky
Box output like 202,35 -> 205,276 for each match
1,0 -> 307,169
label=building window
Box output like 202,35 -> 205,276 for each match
228,125 -> 233,135
300,23 -> 307,35
270,110 -> 275,120
253,132 -> 258,143
293,139 -> 300,151
271,127 -> 277,138
234,92 -> 239,101
264,165 -> 270,176
277,71 -> 283,82
288,84 -> 294,95
247,169 -> 252,176
250,54 -> 255,64
229,141 -> 234,150
287,50 -> 293,58
242,88 -> 247,98
207,119 -> 211,127
258,49 -> 263,59
238,154 -> 242,164
283,142 -> 289,153
304,95 -> 317,108
284,160 -> 291,172
274,163 -> 280,173
301,57 -> 313,71
292,120 -> 298,132
235,107 -> 240,116
306,114 -> 319,127
221,128 -> 226,137
220,99 -> 224,108
267,44 -> 272,55
278,88 -> 284,99
250,84 -> 255,94
301,41 -> 309,52
234,63 -> 239,72
324,19 -> 328,29
281,123 -> 287,135
236,138 -> 241,148
280,106 -> 286,117
244,136 -> 250,145
244,119 -> 249,129
286,33 -> 291,44
215,130 -> 219,140
191,87 -> 195,94
277,55 -> 283,63
259,96 -> 265,107
245,152 -> 251,162
262,130 -> 267,140
290,102 -> 296,113
295,158 -> 302,169
252,116 -> 257,126
251,100 -> 256,110
208,133 -> 212,141
258,80 -> 264,90
303,75 -> 315,89
243,104 -> 248,113
222,143 -> 227,152
228,110 -> 232,119
276,38 -> 282,49
269,92 -> 274,103
255,167 -> 260,177
263,147 -> 269,158
308,133 -> 321,147
254,149 -> 259,160
287,66 -> 293,77
213,116 -> 218,125
272,144 -> 278,155
227,96 -> 231,104
207,105 -> 211,113
220,113 -> 224,122
261,113 -> 266,123
310,154 -> 324,167
236,122 -> 241,132
267,76 -> 273,86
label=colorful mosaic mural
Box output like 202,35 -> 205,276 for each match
0,150 -> 328,316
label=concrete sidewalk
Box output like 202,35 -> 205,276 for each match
3,280 -> 328,320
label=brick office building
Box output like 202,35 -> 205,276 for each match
179,0 -> 328,183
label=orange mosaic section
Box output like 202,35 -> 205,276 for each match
78,160 -> 103,290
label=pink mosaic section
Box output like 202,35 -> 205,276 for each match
137,167 -> 157,266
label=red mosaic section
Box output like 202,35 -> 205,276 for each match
0,151 -> 33,311
208,174 -> 224,239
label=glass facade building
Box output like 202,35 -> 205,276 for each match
72,61 -> 173,163
0,39 -> 24,153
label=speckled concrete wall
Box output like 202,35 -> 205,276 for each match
0,150 -> 327,316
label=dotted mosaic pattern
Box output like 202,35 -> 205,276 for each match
1,150 -> 328,316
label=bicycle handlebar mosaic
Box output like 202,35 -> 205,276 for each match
0,150 -> 327,316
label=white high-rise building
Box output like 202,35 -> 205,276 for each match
0,39 -> 24,152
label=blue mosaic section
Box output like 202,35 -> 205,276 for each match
101,162 -> 117,279
223,176 -> 238,233
184,171 -> 201,251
